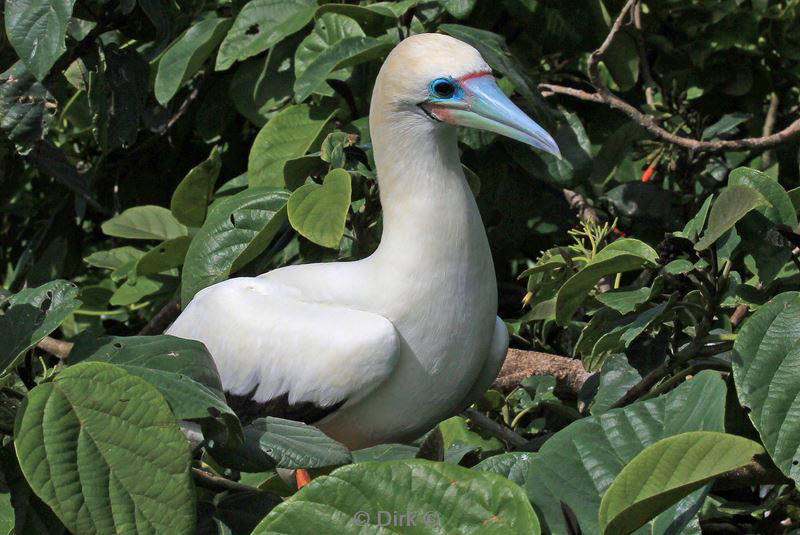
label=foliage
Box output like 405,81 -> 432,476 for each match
1,0 -> 800,533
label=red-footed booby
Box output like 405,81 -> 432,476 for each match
167,33 -> 560,450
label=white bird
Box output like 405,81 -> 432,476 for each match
167,33 -> 560,450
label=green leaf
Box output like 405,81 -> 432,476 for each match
293,36 -> 394,102
585,298 -> 674,372
84,246 -> 145,270
439,415 -> 502,463
473,452 -> 534,486
208,417 -> 351,472
181,187 -> 289,307
248,104 -> 335,188
728,166 -> 798,228
732,291 -> 800,485
314,4 -> 398,35
526,371 -> 726,535
556,239 -> 658,325
294,13 -> 364,97
109,274 -> 176,306
595,286 -> 653,315
215,0 -> 317,71
4,0 -> 76,80
253,460 -> 540,534
69,335 -> 238,433
602,29 -> 639,92
229,36 -> 297,127
0,443 -> 66,534
598,432 -> 764,535
695,185 -> 764,250
135,236 -> 191,276
0,61 -> 56,154
170,146 -> 223,227
155,17 -> 232,105
14,362 -> 195,534
102,46 -> 149,148
701,113 -> 751,140
681,194 -> 713,242
351,444 -> 418,463
288,168 -> 351,248
440,0 -> 477,19
664,259 -> 694,275
102,205 -> 188,241
0,280 -> 82,373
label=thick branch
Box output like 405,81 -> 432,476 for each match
493,349 -> 592,397
541,0 -> 800,154
714,453 -> 792,490
36,336 -> 73,360
139,295 -> 181,335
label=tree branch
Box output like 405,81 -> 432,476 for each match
493,349 -> 592,397
540,0 -> 800,154
463,407 -> 528,449
139,295 -> 181,335
36,336 -> 73,360
191,468 -> 261,493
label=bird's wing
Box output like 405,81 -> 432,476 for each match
166,277 -> 401,421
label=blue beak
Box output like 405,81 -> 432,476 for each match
425,74 -> 561,158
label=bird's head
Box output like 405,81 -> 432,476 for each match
371,33 -> 560,158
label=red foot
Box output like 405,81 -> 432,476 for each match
295,468 -> 312,489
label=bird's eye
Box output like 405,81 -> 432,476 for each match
431,79 -> 457,99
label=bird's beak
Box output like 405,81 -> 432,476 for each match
425,74 -> 561,158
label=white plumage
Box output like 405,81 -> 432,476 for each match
167,33 -> 559,449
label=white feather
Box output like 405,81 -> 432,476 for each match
167,34 -> 509,449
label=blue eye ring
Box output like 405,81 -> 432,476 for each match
429,78 -> 461,100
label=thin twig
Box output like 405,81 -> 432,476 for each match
762,93 -> 780,168
139,295 -> 181,335
540,0 -> 800,154
191,468 -> 261,493
463,408 -> 528,449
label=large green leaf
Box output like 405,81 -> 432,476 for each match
68,335 -> 237,433
732,291 -> 800,484
229,36 -> 298,127
155,16 -> 232,105
0,280 -> 82,373
208,417 -> 351,472
287,168 -> 351,248
602,29 -> 639,92
694,185 -> 764,250
293,36 -> 393,101
728,167 -> 797,284
526,370 -> 726,535
181,187 -> 289,306
0,443 -> 66,534
135,236 -> 191,276
0,61 -> 56,154
14,362 -> 195,534
248,104 -> 335,188
215,0 -> 317,71
84,246 -> 145,270
170,146 -> 222,227
101,205 -> 188,241
253,460 -> 540,534
598,432 -> 764,535
583,298 -> 673,372
473,452 -> 534,486
4,0 -> 75,80
555,239 -> 658,325
293,13 -> 364,97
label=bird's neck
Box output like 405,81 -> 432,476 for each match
369,111 -> 493,278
